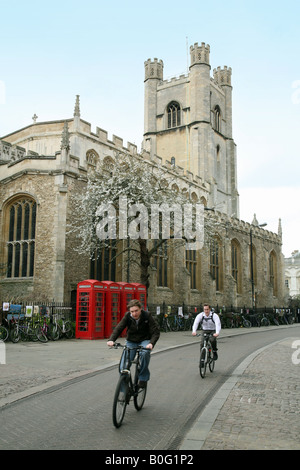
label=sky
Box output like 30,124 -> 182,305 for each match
0,0 -> 299,257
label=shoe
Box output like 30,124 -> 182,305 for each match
138,380 -> 147,388
213,351 -> 218,360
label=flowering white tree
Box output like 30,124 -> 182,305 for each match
69,153 -> 204,291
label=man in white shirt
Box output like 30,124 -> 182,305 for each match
192,304 -> 221,359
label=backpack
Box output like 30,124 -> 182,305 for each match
200,312 -> 215,326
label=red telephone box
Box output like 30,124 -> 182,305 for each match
76,280 -> 106,340
101,281 -> 121,338
130,283 -> 147,310
117,282 -> 136,337
118,282 -> 136,318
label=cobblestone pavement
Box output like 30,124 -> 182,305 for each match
201,339 -> 300,450
180,332 -> 300,450
1,324 -> 300,450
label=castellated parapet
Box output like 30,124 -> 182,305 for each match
144,58 -> 164,81
190,42 -> 210,67
213,66 -> 232,87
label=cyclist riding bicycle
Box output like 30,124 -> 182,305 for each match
192,304 -> 221,360
107,299 -> 160,388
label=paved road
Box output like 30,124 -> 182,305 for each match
0,324 -> 299,450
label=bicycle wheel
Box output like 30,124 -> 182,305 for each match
112,375 -> 130,428
10,327 -> 20,343
35,325 -> 48,342
243,319 -> 252,328
208,353 -> 215,373
19,328 -> 28,341
64,321 -> 74,339
199,348 -> 207,378
27,325 -> 39,342
0,326 -> 9,342
134,382 -> 147,411
50,324 -> 60,341
260,317 -> 270,327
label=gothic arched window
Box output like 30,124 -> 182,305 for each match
231,239 -> 242,293
269,250 -> 278,296
153,241 -> 169,287
90,240 -> 117,282
186,249 -> 198,290
210,236 -> 223,291
86,149 -> 99,166
200,196 -> 207,207
249,243 -> 257,286
5,197 -> 37,278
167,102 -> 181,128
214,105 -> 221,132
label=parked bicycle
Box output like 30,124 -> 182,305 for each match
111,343 -> 148,428
0,325 -> 9,341
161,312 -> 173,332
35,316 -> 53,342
257,312 -> 270,327
197,333 -> 215,378
240,314 -> 252,328
270,312 -> 281,326
50,314 -> 74,340
9,317 -> 37,343
183,313 -> 194,331
224,312 -> 239,328
283,310 -> 294,325
173,314 -> 184,331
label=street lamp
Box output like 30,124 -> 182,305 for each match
250,222 -> 267,310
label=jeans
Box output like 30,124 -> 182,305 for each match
120,340 -> 151,382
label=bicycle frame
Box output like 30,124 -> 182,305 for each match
10,317 -> 36,343
119,344 -> 145,386
198,332 -> 215,378
201,333 -> 212,359
35,316 -> 51,342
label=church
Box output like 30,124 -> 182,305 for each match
0,42 -> 285,309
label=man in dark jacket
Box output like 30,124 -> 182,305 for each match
107,299 -> 160,388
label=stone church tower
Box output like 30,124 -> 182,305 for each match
143,42 -> 239,219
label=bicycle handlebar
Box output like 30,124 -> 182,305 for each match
195,332 -> 215,337
110,342 -> 151,351
112,342 -> 125,349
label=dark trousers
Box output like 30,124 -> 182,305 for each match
199,330 -> 217,351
